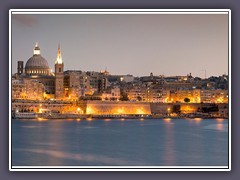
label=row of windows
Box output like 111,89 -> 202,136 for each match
26,70 -> 49,74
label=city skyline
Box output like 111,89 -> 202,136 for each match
11,12 -> 229,78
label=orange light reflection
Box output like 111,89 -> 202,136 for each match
163,118 -> 172,123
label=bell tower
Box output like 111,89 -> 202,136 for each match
55,44 -> 64,99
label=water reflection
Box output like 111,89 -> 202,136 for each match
163,118 -> 172,123
104,119 -> 111,122
12,118 -> 228,166
216,123 -> 224,131
193,118 -> 202,125
163,118 -> 176,165
216,118 -> 225,123
86,118 -> 92,121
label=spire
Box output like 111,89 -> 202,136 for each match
55,43 -> 63,64
33,42 -> 41,55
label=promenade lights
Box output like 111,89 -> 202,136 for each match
167,107 -> 171,116
77,107 -> 81,114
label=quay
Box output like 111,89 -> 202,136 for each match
11,100 -> 229,119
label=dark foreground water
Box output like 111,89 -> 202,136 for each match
12,118 -> 228,166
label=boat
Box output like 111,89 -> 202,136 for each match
13,112 -> 37,119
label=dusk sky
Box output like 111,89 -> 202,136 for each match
11,12 -> 229,78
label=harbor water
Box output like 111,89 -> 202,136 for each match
12,118 -> 228,166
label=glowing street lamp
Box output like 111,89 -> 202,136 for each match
77,107 -> 81,114
167,107 -> 171,116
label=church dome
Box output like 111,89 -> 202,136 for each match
25,55 -> 50,69
25,43 -> 51,76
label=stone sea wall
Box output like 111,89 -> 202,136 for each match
85,101 -> 228,115
85,101 -> 151,115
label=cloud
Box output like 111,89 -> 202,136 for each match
12,14 -> 38,27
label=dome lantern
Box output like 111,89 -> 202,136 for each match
33,42 -> 41,55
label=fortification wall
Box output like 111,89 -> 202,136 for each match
86,101 -> 151,115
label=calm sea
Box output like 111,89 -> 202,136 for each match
12,118 -> 228,166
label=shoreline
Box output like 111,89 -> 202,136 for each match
12,114 -> 228,120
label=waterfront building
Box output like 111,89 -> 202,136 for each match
170,90 -> 201,103
12,78 -> 44,100
101,86 -> 121,101
12,79 -> 25,99
98,77 -> 108,93
64,70 -> 82,99
11,43 -> 229,117
127,84 -> 170,103
169,89 -> 228,104
200,89 -> 228,103
127,85 -> 146,102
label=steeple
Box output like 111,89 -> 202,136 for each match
54,43 -> 64,99
55,43 -> 63,64
33,42 -> 40,55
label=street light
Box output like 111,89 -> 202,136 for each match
167,108 -> 170,116
77,107 -> 81,114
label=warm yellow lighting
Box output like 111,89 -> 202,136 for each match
194,118 -> 202,121
86,118 -> 92,121
136,108 -> 145,114
163,118 -> 172,122
193,118 -> 202,125
117,108 -> 124,114
216,118 -> 224,123
86,107 -> 95,114
165,97 -> 169,102
37,117 -> 47,121
216,97 -> 224,103
197,97 -> 201,103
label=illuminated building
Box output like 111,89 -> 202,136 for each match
98,77 -> 108,93
128,85 -> 170,102
25,42 -> 51,76
12,79 -> 44,100
55,44 -> 64,99
101,87 -> 120,101
14,43 -> 55,96
200,89 -> 228,103
170,90 -> 201,103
